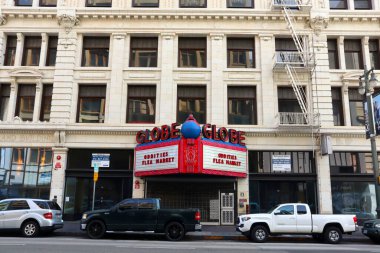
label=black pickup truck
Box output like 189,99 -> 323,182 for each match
80,198 -> 202,241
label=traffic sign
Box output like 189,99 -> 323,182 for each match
91,153 -> 110,168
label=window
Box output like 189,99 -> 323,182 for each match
180,0 -> 206,7
86,0 -> 112,7
82,37 -> 110,67
329,0 -> 347,9
4,36 -> 17,66
297,205 -> 307,215
228,86 -> 256,125
22,36 -> 41,66
46,36 -> 58,66
132,0 -> 159,7
0,201 -> 10,211
130,37 -> 158,67
138,199 -> 155,209
15,0 -> 32,6
227,38 -> 255,68
40,85 -> 52,122
332,88 -> 344,126
344,39 -> 363,69
39,0 -> 57,6
227,0 -> 253,8
369,39 -> 380,70
119,199 -> 138,210
7,200 -> 30,210
328,39 -> 339,69
16,84 -> 35,121
348,88 -> 364,126
0,84 -> 10,121
354,0 -> 372,9
330,152 -> 377,174
278,87 -> 306,124
275,38 -> 303,66
127,85 -> 156,124
178,37 -> 206,68
276,205 -> 294,215
177,86 -> 206,124
77,85 -> 106,123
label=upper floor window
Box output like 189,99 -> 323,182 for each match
348,88 -> 364,126
227,0 -> 253,8
22,36 -> 41,66
0,84 -> 10,121
86,0 -> 112,7
4,36 -> 17,66
77,85 -> 106,123
15,0 -> 32,6
354,0 -> 372,10
130,37 -> 158,67
369,39 -> 380,70
16,84 -> 36,121
39,0 -> 57,6
40,85 -> 52,122
332,87 -> 344,126
275,38 -> 303,66
227,38 -> 255,68
344,39 -> 363,69
329,0 -> 347,9
46,36 -> 58,66
278,87 -> 306,124
180,0 -> 206,8
127,85 -> 156,124
178,37 -> 206,68
132,0 -> 159,7
328,39 -> 339,69
82,37 -> 110,67
177,86 -> 206,124
228,86 -> 256,125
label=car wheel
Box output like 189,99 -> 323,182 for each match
165,221 -> 185,241
250,225 -> 268,243
86,220 -> 106,239
21,220 -> 40,237
324,226 -> 342,244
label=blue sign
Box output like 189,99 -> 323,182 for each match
91,153 -> 110,168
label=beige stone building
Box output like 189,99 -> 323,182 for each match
0,0 -> 379,224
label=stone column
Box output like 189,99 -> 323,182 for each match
362,36 -> 371,68
108,33 -> 126,124
316,151 -> 333,213
33,79 -> 43,122
338,36 -> 346,70
15,33 -> 24,67
0,32 -> 5,66
237,177 -> 249,216
132,176 -> 145,198
210,33 -> 224,125
259,34 -> 275,126
342,82 -> 351,126
39,33 -> 48,68
50,147 -> 68,209
158,33 -> 175,124
32,0 -> 39,7
7,78 -> 18,122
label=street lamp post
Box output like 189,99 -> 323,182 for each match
358,65 -> 380,219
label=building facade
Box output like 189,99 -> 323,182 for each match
0,0 -> 379,224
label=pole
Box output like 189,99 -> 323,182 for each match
92,164 -> 99,211
363,66 -> 380,218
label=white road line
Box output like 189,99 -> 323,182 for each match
0,243 -> 25,246
116,245 -> 196,250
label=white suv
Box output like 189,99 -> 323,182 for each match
0,198 -> 63,237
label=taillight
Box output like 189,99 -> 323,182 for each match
195,211 -> 201,221
43,212 -> 53,219
353,216 -> 358,224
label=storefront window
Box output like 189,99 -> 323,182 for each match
331,181 -> 376,225
330,152 -> 376,174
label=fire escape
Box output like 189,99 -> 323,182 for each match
271,0 -> 319,127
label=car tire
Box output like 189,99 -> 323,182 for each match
250,225 -> 269,243
165,221 -> 185,241
21,220 -> 40,237
86,220 -> 106,239
324,226 -> 342,244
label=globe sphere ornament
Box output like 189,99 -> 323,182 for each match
181,114 -> 201,139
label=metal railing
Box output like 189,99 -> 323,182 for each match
278,112 -> 319,126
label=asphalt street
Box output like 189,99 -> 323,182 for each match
0,236 -> 378,253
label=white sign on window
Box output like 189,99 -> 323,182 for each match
272,154 -> 291,172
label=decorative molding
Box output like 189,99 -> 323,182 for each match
309,15 -> 329,36
210,33 -> 224,40
161,33 -> 175,40
57,9 -> 79,34
0,14 -> 7,25
8,68 -> 43,78
258,34 -> 273,41
112,33 -> 126,40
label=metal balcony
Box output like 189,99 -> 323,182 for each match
272,0 -> 312,9
273,51 -> 305,69
277,112 -> 319,127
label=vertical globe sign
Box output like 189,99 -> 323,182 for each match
91,153 -> 110,211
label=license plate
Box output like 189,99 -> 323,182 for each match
363,230 -> 367,234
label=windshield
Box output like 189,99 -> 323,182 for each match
267,204 -> 280,214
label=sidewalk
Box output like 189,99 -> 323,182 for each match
56,221 -> 371,243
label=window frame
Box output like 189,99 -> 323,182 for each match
227,38 -> 255,68
85,0 -> 112,7
369,39 -> 380,70
39,0 -> 57,7
126,85 -> 156,124
354,0 -> 372,10
328,39 -> 339,69
46,36 -> 58,66
344,39 -> 364,70
15,0 -> 33,6
178,37 -> 207,68
77,85 -> 106,123
329,0 -> 348,9
177,85 -> 206,124
129,37 -> 158,68
179,0 -> 207,8
132,0 -> 159,7
15,84 -> 36,121
4,36 -> 17,66
22,36 -> 42,67
227,86 -> 257,125
331,87 -> 344,126
226,0 -> 254,8
40,84 -> 53,122
81,36 -> 110,67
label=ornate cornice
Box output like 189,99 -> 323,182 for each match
309,15 -> 329,36
0,14 -> 7,25
57,10 -> 79,34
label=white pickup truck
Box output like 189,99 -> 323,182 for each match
236,203 -> 358,244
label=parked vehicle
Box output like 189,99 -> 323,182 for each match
80,198 -> 201,241
0,198 -> 63,237
362,219 -> 380,243
236,203 -> 357,244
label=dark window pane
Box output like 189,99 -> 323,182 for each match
227,0 -> 253,8
46,36 -> 58,66
0,84 -> 10,121
77,85 -> 106,123
180,0 -> 206,7
177,86 -> 206,124
7,200 -> 30,210
16,85 -> 35,121
39,0 -> 57,6
127,85 -> 156,124
328,39 -> 339,69
15,0 -> 33,6
370,40 -> 380,70
329,152 -> 375,174
132,0 -> 159,7
332,87 -> 344,126
4,36 -> 17,66
82,37 -> 110,67
130,37 -> 158,67
227,38 -> 255,68
22,37 -> 41,66
348,88 -> 365,126
354,0 -> 371,9
297,205 -> 307,215
40,85 -> 52,122
86,0 -> 112,7
228,86 -> 256,125
344,39 -> 363,69
178,37 -> 206,68
329,0 -> 347,9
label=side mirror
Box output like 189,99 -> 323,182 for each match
274,211 -> 281,215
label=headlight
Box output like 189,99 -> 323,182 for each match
82,213 -> 87,220
375,224 -> 380,228
241,217 -> 251,222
